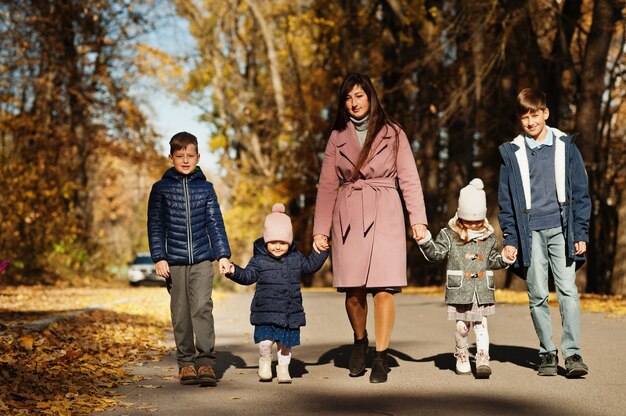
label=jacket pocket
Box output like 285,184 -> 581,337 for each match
446,270 -> 463,290
486,270 -> 495,290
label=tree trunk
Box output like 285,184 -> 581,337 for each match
576,0 -> 621,162
244,0 -> 286,126
574,0 -> 623,293
612,185 -> 626,294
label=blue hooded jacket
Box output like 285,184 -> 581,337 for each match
148,167 -> 231,265
228,238 -> 329,329
498,129 -> 591,276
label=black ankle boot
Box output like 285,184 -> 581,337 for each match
370,349 -> 389,383
348,332 -> 368,377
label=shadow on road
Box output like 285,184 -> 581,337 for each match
302,342 -> 540,377
288,391 -> 555,415
483,343 -> 538,370
415,343 -> 540,374
306,345 -> 407,372
214,351 -> 248,380
214,351 -> 312,380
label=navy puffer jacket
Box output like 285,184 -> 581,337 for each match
148,167 -> 231,265
228,238 -> 329,329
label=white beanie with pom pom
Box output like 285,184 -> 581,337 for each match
457,178 -> 487,221
263,203 -> 293,244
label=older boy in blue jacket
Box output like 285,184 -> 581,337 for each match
148,131 -> 231,386
498,88 -> 591,378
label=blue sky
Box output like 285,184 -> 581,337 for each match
141,8 -> 217,171
151,91 -> 216,170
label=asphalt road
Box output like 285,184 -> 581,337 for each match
101,291 -> 625,416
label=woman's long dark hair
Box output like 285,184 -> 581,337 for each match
331,73 -> 400,180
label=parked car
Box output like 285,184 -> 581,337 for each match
127,253 -> 165,286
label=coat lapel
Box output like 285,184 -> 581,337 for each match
337,123 -> 395,176
512,135 -> 532,209
550,128 -> 567,204
336,122 -> 362,168
361,125 -> 394,175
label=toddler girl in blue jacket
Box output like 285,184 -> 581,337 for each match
226,203 -> 329,383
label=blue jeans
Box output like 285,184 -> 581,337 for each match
526,226 -> 581,358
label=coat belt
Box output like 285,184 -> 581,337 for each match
338,178 -> 397,238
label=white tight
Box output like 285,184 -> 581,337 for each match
455,317 -> 490,352
258,339 -> 292,365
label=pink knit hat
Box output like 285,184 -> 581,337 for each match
263,203 -> 293,244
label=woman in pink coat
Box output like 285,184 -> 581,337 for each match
313,73 -> 428,383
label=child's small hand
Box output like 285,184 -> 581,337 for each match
228,263 -> 235,274
313,234 -> 330,253
412,224 -> 427,241
503,245 -> 517,261
155,260 -> 170,278
218,258 -> 231,274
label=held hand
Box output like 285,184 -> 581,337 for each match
228,263 -> 235,274
412,224 -> 427,241
313,234 -> 329,254
503,245 -> 518,261
575,241 -> 587,255
218,258 -> 231,274
155,260 -> 170,278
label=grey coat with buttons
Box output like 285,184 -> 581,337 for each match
418,218 -> 511,305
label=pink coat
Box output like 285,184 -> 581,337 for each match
313,122 -> 428,288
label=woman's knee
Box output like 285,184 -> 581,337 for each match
372,290 -> 394,303
345,288 -> 367,305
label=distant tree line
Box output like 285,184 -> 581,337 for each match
167,0 -> 626,294
0,0 -> 165,283
1,1 -> 624,295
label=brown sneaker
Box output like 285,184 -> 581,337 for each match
179,365 -> 198,385
197,365 -> 217,387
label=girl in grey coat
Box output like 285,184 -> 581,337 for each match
418,179 -> 515,378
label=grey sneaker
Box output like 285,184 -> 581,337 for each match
538,352 -> 558,376
565,354 -> 588,378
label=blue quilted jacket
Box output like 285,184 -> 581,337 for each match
227,238 -> 329,329
147,167 -> 231,265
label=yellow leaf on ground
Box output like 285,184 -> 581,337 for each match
19,335 -> 34,351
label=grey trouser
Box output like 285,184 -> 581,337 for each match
169,260 -> 216,368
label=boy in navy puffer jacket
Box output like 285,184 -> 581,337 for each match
226,203 -> 329,383
148,131 -> 231,387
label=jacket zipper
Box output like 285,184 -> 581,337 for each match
183,177 -> 194,264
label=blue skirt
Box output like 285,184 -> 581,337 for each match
254,325 -> 301,348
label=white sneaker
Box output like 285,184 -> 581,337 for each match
258,356 -> 272,381
476,350 -> 492,379
276,364 -> 292,383
455,347 -> 471,375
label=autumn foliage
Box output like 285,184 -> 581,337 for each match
0,286 -> 171,415
1,1 -> 626,295
165,0 -> 626,294
0,1 -> 165,284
